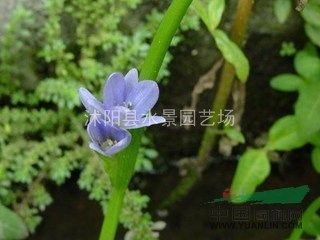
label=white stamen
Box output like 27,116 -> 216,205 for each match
101,137 -> 118,151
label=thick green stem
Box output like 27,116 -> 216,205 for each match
140,0 -> 193,80
99,188 -> 126,240
161,0 -> 253,208
98,0 -> 193,239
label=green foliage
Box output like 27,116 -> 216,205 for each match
213,29 -> 249,82
231,30 -> 320,228
295,81 -> 320,139
207,0 -> 225,30
230,149 -> 270,203
310,131 -> 320,146
0,0 -> 199,237
289,197 -> 320,239
270,74 -> 304,91
301,2 -> 320,27
193,0 -> 250,83
0,2 -> 36,96
269,44 -> 320,144
305,23 -> 320,47
225,127 -> 245,144
294,44 -> 320,82
271,10 -> 320,238
0,204 -> 29,239
280,41 -> 297,57
121,191 -> 166,240
267,116 -> 306,151
311,147 -> 320,174
300,0 -> 320,47
135,136 -> 159,172
274,0 -> 292,24
77,157 -> 164,240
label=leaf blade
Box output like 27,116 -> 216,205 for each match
231,149 -> 270,203
270,74 -> 304,92
213,29 -> 250,82
267,115 -> 306,151
207,0 -> 225,30
274,0 -> 292,24
0,204 -> 28,239
311,147 -> 320,174
295,82 -> 320,139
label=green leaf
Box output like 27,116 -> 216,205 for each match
302,197 -> 320,236
304,213 -> 320,235
274,0 -> 292,24
231,149 -> 270,202
225,128 -> 245,143
310,0 -> 320,5
305,23 -> 320,47
270,74 -> 304,91
0,204 -> 28,239
294,44 -> 320,82
267,116 -> 306,151
207,0 -> 225,30
311,147 -> 320,174
144,149 -> 159,159
213,29 -> 250,82
301,3 -> 320,27
295,82 -> 320,139
310,131 -> 320,146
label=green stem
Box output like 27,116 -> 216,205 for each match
140,0 -> 193,80
160,0 -> 253,208
98,0 -> 193,239
197,0 -> 253,169
99,188 -> 126,240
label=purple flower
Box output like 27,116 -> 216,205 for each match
79,69 -> 165,129
87,117 -> 131,156
79,68 -> 165,156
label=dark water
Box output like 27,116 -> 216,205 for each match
28,149 -> 320,240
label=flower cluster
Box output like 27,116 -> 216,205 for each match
79,69 -> 165,156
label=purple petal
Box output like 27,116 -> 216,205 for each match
123,116 -> 166,129
126,80 -> 159,115
103,72 -> 126,108
79,87 -> 104,114
87,118 -> 109,144
105,130 -> 131,155
87,99 -> 106,115
89,142 -> 108,156
87,118 -> 131,156
124,68 -> 138,97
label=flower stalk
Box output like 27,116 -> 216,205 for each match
99,187 -> 126,240
97,0 -> 193,239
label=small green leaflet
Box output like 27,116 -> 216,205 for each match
301,2 -> 320,27
294,44 -> 320,82
295,82 -> 320,139
305,23 -> 320,47
270,74 -> 304,92
225,128 -> 245,143
274,0 -> 292,23
267,115 -> 306,151
231,149 -> 270,203
213,29 -> 250,82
